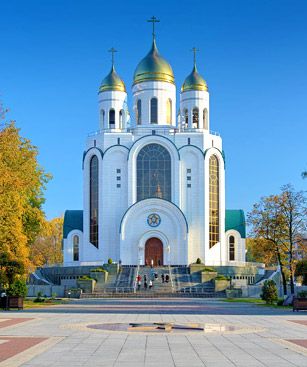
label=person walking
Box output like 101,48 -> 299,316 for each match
144,280 -> 148,290
161,273 -> 165,283
149,280 -> 153,290
137,280 -> 141,291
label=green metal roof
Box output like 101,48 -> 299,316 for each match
63,210 -> 83,239
225,209 -> 246,238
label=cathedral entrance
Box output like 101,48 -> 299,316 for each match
145,237 -> 163,266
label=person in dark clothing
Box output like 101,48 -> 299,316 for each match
144,281 -> 148,290
161,274 -> 165,283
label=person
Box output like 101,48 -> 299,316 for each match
144,274 -> 147,282
165,274 -> 169,283
137,280 -> 141,290
150,259 -> 154,268
144,280 -> 148,290
149,280 -> 153,290
154,272 -> 158,279
161,273 -> 165,283
137,274 -> 141,282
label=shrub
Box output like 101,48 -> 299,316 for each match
203,267 -> 216,272
79,275 -> 94,281
277,298 -> 284,306
196,258 -> 202,264
108,258 -> 113,264
91,268 -> 106,273
297,290 -> 307,298
261,280 -> 278,304
215,274 -> 230,281
295,259 -> 307,285
34,291 -> 45,303
6,279 -> 27,297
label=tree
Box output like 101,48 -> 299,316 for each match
248,185 -> 307,295
261,280 -> 278,304
0,121 -> 50,284
295,259 -> 307,286
246,238 -> 277,266
30,217 -> 63,267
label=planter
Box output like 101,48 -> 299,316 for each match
226,289 -> 242,298
293,297 -> 307,312
201,272 -> 218,283
190,264 -> 207,274
1,296 -> 24,310
215,279 -> 230,292
90,271 -> 108,284
103,263 -> 119,275
77,279 -> 96,294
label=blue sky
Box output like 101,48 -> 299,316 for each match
1,0 -> 306,220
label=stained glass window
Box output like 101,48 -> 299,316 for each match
209,155 -> 219,248
90,155 -> 99,247
73,235 -> 79,261
137,144 -> 171,201
229,235 -> 235,261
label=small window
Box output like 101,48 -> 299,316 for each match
150,98 -> 158,124
137,100 -> 142,124
117,176 -> 121,181
187,184 -> 191,188
116,169 -> 121,173
187,169 -> 191,173
192,107 -> 199,129
117,184 -> 121,188
184,109 -> 188,128
229,235 -> 235,261
109,109 -> 115,128
187,176 -> 191,181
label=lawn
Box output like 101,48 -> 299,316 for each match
223,298 -> 292,309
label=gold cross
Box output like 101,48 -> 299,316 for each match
191,47 -> 199,66
147,16 -> 160,39
108,47 -> 117,65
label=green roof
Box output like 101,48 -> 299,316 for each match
225,209 -> 246,238
63,210 -> 83,239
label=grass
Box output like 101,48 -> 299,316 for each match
223,298 -> 292,309
23,299 -> 66,309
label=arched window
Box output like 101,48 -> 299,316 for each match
229,235 -> 235,261
73,235 -> 79,261
109,109 -> 115,128
203,108 -> 208,130
192,107 -> 199,129
137,144 -> 171,201
184,109 -> 188,129
150,97 -> 158,124
137,99 -> 142,125
90,155 -> 99,247
119,110 -> 124,129
166,98 -> 172,124
209,155 -> 219,248
100,109 -> 105,127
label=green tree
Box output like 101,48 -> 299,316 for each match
261,280 -> 278,304
295,259 -> 307,286
0,120 -> 51,283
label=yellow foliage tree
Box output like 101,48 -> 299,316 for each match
0,121 -> 51,283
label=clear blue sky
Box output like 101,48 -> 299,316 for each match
1,0 -> 306,220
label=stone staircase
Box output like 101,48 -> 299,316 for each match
136,266 -> 173,293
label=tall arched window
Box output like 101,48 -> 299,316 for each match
150,97 -> 158,124
209,155 -> 219,248
192,107 -> 199,129
229,235 -> 235,261
184,109 -> 188,129
100,109 -> 105,127
90,155 -> 99,247
137,144 -> 171,201
137,99 -> 142,125
166,98 -> 172,124
203,108 -> 208,130
73,235 -> 79,261
119,110 -> 124,129
109,109 -> 115,128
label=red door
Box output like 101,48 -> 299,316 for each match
145,237 -> 163,266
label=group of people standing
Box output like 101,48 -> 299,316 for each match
136,271 -> 170,291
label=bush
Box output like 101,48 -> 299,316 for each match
261,280 -> 278,304
215,274 -> 230,281
6,279 -> 27,297
91,268 -> 106,273
196,258 -> 202,264
295,259 -> 307,285
203,267 -> 216,272
297,290 -> 307,298
107,258 -> 113,264
277,298 -> 284,306
79,275 -> 94,281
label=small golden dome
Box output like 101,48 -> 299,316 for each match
99,65 -> 126,93
133,39 -> 175,85
181,64 -> 208,92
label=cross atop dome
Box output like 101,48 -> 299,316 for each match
108,47 -> 117,66
147,16 -> 160,40
191,47 -> 199,67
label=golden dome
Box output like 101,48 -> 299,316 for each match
133,39 -> 175,85
181,64 -> 208,92
99,65 -> 126,93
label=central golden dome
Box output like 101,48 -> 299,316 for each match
133,39 -> 175,85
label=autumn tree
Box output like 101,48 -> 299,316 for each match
0,120 -> 50,285
248,185 -> 307,295
30,216 -> 64,267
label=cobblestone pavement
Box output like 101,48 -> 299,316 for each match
0,298 -> 306,367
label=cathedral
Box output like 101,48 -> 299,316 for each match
62,20 -> 246,267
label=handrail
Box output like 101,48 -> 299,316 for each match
133,263 -> 140,293
168,264 -> 174,292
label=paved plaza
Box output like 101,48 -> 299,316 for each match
0,298 -> 307,366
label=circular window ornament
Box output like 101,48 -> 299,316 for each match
147,213 -> 161,227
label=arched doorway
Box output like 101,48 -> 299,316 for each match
145,237 -> 163,266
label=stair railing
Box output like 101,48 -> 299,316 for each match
168,264 -> 174,292
133,264 -> 140,293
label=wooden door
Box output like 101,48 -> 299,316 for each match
145,237 -> 163,266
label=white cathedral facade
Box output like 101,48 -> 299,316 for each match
63,30 -> 246,267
